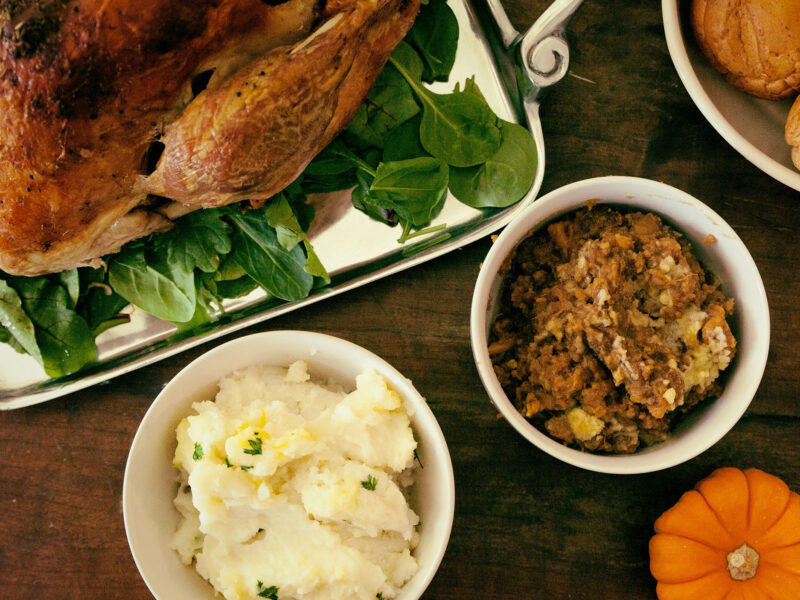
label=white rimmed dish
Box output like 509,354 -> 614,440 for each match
662,0 -> 800,192
471,176 -> 770,474
123,330 -> 455,600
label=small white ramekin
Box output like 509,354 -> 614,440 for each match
123,330 -> 455,600
471,176 -> 770,474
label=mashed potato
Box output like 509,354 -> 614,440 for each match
172,360 -> 420,600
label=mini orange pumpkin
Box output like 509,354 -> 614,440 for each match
650,467 -> 800,599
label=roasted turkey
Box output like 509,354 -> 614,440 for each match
0,0 -> 419,276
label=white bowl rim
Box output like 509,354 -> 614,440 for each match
661,0 -> 800,193
123,329 -> 455,600
470,175 -> 770,474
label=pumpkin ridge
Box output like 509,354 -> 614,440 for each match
755,492 -> 794,546
759,538 -> 800,552
745,469 -> 793,542
656,531 -> 722,552
758,555 -> 798,573
696,484 -> 741,543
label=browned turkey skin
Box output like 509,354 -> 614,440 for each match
0,0 -> 420,276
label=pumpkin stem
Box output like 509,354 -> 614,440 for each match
726,543 -> 759,581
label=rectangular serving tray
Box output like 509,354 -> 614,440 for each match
0,0 -> 582,409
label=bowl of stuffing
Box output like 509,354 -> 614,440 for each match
471,176 -> 769,474
123,330 -> 455,600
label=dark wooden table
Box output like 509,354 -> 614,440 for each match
2,1 -> 799,599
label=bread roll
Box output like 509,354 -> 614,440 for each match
786,96 -> 800,170
692,0 -> 800,99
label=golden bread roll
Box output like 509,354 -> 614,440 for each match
691,0 -> 800,99
785,96 -> 800,170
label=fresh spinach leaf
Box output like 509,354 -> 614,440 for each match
366,157 -> 449,227
390,41 -> 425,82
351,169 -> 396,225
389,43 -> 501,167
303,242 -> 328,281
228,213 -> 313,302
417,90 -> 501,167
0,325 -> 25,354
156,209 -> 232,274
346,63 -> 420,147
76,267 -> 130,333
407,0 -> 459,82
108,244 -> 197,323
214,255 -> 248,282
0,279 -> 42,364
300,170 -> 358,194
11,277 -> 96,377
265,196 -> 303,251
264,196 -> 330,282
58,269 -> 80,308
216,276 -> 259,299
303,145 -> 359,177
449,120 -> 538,208
382,115 -> 427,162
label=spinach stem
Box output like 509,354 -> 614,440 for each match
389,56 -> 431,104
397,220 -> 413,243
399,223 -> 446,243
400,232 -> 452,257
330,148 -> 376,177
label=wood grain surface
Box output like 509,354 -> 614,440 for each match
1,1 -> 799,599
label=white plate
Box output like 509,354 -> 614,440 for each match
662,0 -> 800,191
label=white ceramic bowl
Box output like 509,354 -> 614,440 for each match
471,176 -> 770,474
662,0 -> 800,192
123,330 -> 455,600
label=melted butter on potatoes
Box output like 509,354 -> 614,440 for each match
172,361 -> 420,600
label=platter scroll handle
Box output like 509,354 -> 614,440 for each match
482,0 -> 585,130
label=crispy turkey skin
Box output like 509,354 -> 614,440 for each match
0,0 -> 420,276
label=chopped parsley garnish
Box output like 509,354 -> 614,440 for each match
244,437 -> 263,455
377,594 -> 385,600
413,449 -> 423,468
256,581 -> 279,599
192,442 -> 203,461
361,474 -> 378,491
224,456 -> 233,468
240,465 -> 254,472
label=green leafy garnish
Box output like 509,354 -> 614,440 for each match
449,120 -> 538,208
228,212 -> 313,302
346,63 -> 420,148
366,157 -> 449,227
108,244 -> 196,323
243,437 -> 263,456
361,474 -> 379,491
10,276 -> 97,377
0,279 -> 43,365
256,582 -> 279,599
58,269 -> 80,308
240,465 -> 254,472
192,443 -> 203,461
389,42 -> 502,168
264,195 -> 329,283
155,209 -> 232,274
224,456 -> 233,468
406,0 -> 459,82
